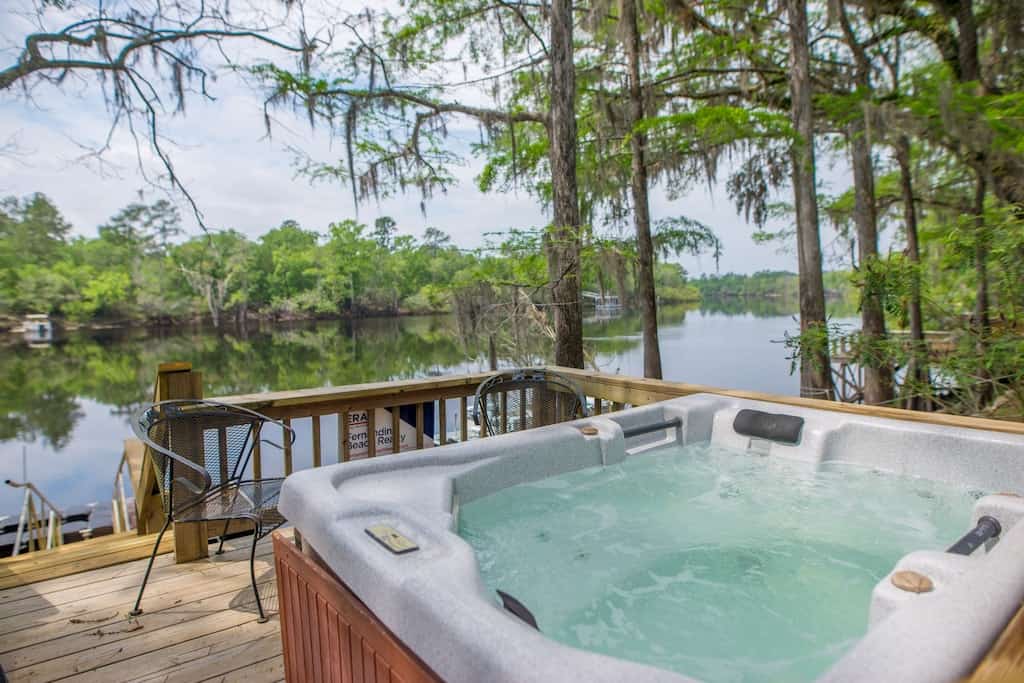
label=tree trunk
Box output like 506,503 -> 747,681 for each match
849,118 -> 894,405
546,0 -> 584,369
895,136 -> 928,410
631,261 -> 638,305
786,0 -> 833,400
614,254 -> 629,309
206,284 -> 222,329
956,0 -> 982,85
971,172 -> 992,406
622,0 -> 662,379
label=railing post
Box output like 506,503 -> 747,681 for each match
151,362 -> 209,564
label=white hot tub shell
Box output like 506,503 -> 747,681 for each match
278,393 -> 1024,683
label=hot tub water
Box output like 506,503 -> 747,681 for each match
458,441 -> 984,683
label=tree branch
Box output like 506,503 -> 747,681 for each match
2,26 -> 304,91
317,86 -> 549,126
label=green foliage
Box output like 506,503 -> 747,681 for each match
636,106 -> 793,153
695,270 -> 801,300
0,193 -> 513,324
63,270 -> 132,321
654,217 -> 723,266
654,263 -> 700,303
9,263 -> 76,314
847,255 -> 920,324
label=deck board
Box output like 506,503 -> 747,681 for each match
0,531 -> 288,682
0,531 -> 176,591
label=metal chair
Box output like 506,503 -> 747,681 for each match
473,368 -> 589,436
129,399 -> 294,623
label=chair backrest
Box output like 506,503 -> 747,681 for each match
132,400 -> 276,514
473,368 -> 589,436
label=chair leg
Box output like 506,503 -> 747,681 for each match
129,516 -> 172,617
250,520 -> 267,623
215,519 -> 231,555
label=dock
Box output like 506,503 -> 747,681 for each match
0,531 -> 286,682
829,330 -> 959,404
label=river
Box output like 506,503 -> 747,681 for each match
0,302 -> 858,514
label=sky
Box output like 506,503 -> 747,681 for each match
0,1 -> 854,277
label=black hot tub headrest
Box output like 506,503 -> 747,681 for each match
732,408 -> 804,445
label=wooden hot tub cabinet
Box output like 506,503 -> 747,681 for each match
273,531 -> 443,683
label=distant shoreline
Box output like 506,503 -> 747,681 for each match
2,289 -> 830,341
0,307 -> 450,340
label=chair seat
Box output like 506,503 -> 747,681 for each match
173,478 -> 285,523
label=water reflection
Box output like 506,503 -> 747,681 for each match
697,297 -> 799,318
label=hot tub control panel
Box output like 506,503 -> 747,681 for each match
366,524 -> 419,554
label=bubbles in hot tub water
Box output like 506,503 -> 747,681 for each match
458,440 -> 983,683
715,477 -> 742,499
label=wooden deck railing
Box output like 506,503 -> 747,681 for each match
144,362 -> 1024,563
215,371 -> 493,466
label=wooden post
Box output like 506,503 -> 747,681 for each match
152,362 -> 209,564
460,397 -> 468,442
311,415 -> 322,468
283,418 -> 293,475
253,430 -> 262,480
367,409 -> 377,458
217,427 -> 229,484
392,409 -> 402,454
27,497 -> 39,553
130,437 -> 164,536
340,411 -> 350,462
416,403 -> 425,449
438,397 -> 447,445
499,392 -> 508,434
519,388 -> 526,432
533,386 -> 555,427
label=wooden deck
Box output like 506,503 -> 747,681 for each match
0,531 -> 287,682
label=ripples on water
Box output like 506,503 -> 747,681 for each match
458,442 -> 983,683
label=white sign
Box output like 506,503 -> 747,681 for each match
344,407 -> 433,460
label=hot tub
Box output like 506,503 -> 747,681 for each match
277,393 -> 1024,683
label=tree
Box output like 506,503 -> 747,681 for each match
836,2 -> 894,404
258,1 -> 585,367
893,135 -> 928,409
373,217 -> 398,249
97,199 -> 182,254
0,193 -> 72,310
0,193 -> 71,266
786,0 -> 834,400
547,0 -> 585,368
174,230 -> 250,328
621,0 -> 661,378
320,219 -> 378,313
0,0 -> 310,219
249,221 -> 321,310
422,227 -> 452,252
9,263 -> 76,314
861,0 -> 1024,209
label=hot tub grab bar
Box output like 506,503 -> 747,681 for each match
947,516 -> 1001,555
622,417 -> 682,439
